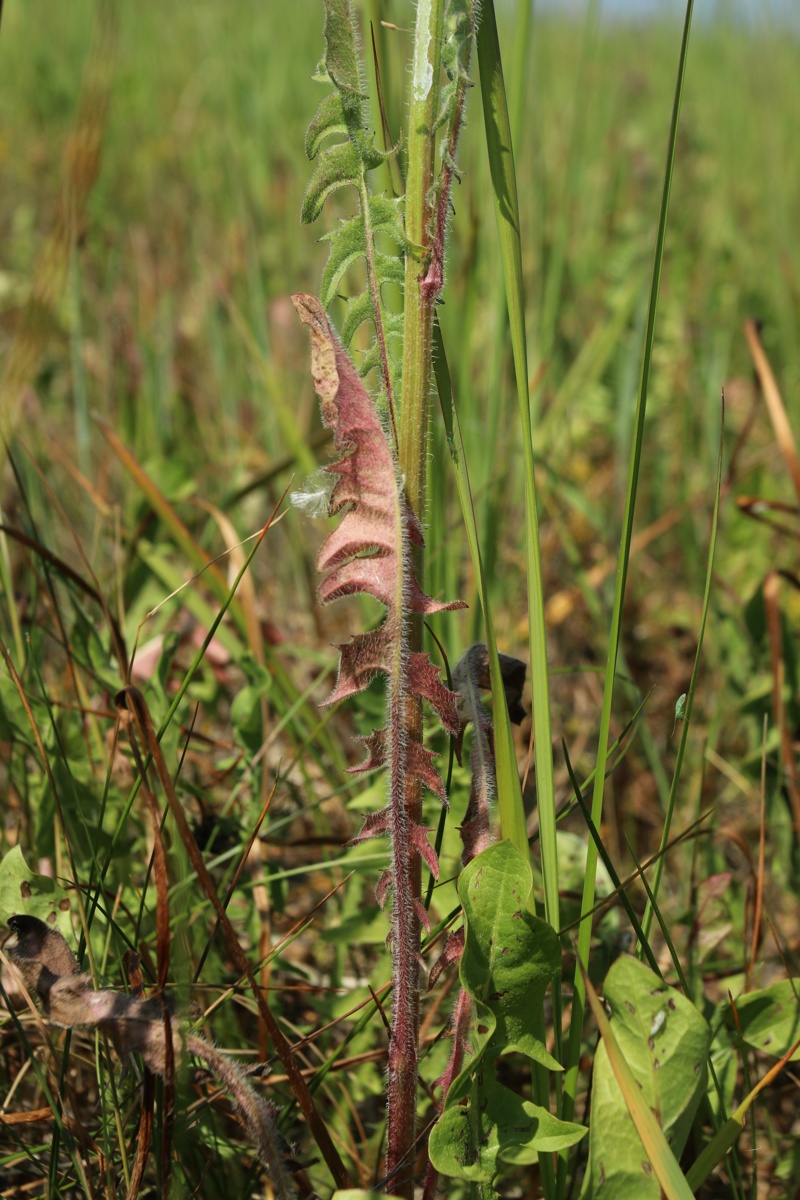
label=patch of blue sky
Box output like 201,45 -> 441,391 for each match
535,0 -> 799,28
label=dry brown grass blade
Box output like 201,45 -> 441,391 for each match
744,319 -> 800,505
0,0 -> 116,440
763,571 -> 800,832
115,686 -> 353,1191
120,950 -> 155,1200
195,498 -> 273,1031
124,1073 -> 155,1200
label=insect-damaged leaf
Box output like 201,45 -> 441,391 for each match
428,841 -> 585,1183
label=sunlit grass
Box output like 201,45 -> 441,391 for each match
2,0 -> 800,1195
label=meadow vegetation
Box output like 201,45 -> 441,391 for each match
1,1 -> 800,1197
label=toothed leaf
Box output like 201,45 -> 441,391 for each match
300,2 -> 405,391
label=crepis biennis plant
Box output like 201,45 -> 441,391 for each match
292,296 -> 541,1194
293,293 -> 466,1189
294,1 -> 500,1193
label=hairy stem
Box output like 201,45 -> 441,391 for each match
421,1 -> 478,302
389,2 -> 445,1194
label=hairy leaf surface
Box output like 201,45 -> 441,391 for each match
292,292 -> 463,902
301,0 -> 405,394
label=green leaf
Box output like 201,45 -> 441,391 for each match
301,142 -> 364,224
429,841 -> 585,1184
0,846 -> 73,938
304,90 -> 347,156
0,668 -> 33,743
300,1 -> 404,393
320,198 -> 405,307
584,955 -> 710,1199
729,981 -> 800,1060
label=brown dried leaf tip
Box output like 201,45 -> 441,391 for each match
6,915 -> 297,1200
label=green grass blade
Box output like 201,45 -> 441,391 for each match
433,322 -> 529,869
562,0 -> 696,1125
476,0 -> 558,936
563,740 -> 661,978
639,396 -> 724,944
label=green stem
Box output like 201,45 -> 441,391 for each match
400,0 -> 444,511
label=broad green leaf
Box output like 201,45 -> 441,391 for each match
584,955 -> 710,1199
0,846 -> 73,938
729,981 -> 800,1060
429,841 -> 585,1184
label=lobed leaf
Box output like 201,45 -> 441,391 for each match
294,292 -> 464,921
300,1 -> 406,391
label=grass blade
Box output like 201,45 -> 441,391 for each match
562,0 -> 696,1127
477,0 -> 558,935
640,394 -> 724,943
432,324 -> 528,869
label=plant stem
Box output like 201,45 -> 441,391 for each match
400,0 -> 444,509
388,1 -> 444,1195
